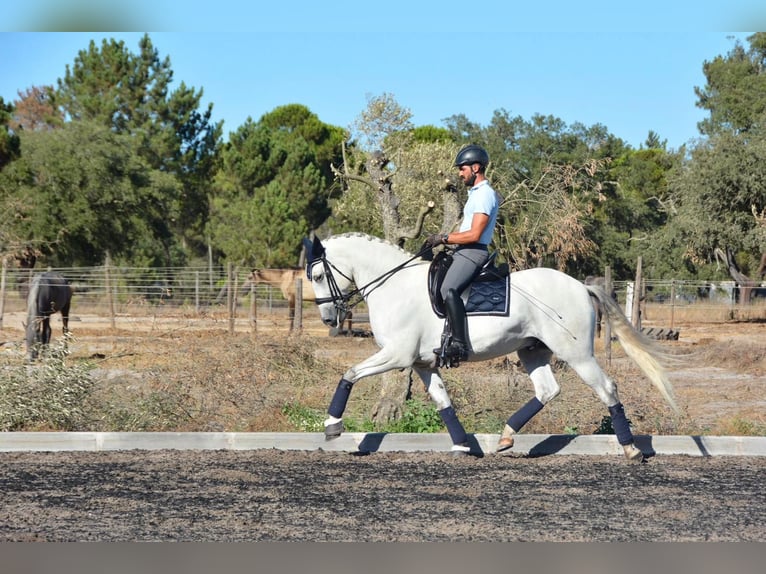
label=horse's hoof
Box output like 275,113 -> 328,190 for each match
324,420 -> 344,441
496,436 -> 514,453
623,443 -> 644,463
450,443 -> 471,456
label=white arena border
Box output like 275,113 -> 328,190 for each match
1,432 -> 765,456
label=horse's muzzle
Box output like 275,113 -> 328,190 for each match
320,309 -> 346,328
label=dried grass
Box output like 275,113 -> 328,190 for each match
2,301 -> 764,436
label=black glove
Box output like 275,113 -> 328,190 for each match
426,233 -> 448,247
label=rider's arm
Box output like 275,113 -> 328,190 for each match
445,213 -> 489,245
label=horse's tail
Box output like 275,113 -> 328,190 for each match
587,285 -> 679,414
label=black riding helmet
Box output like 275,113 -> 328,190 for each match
454,144 -> 489,168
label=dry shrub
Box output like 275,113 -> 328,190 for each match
0,342 -> 94,431
688,338 -> 765,375
86,332 -> 342,432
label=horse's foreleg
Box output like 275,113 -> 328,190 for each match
41,317 -> 52,346
414,367 -> 469,453
323,378 -> 354,439
324,348 -> 412,441
498,345 -> 559,453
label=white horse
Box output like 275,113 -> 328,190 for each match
304,233 -> 678,461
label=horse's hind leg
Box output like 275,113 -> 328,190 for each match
569,357 -> 644,462
61,300 -> 71,336
497,344 -> 559,452
61,303 -> 71,352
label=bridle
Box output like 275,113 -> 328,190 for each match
307,244 -> 431,323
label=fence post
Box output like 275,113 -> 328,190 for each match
631,256 -> 643,329
250,277 -> 257,334
195,271 -> 200,313
604,265 -> 612,366
105,253 -> 115,330
227,262 -> 235,334
670,280 -> 676,331
0,259 -> 7,329
293,277 -> 303,332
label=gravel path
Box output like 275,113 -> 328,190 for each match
1,449 -> 764,541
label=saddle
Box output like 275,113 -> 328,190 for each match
427,249 -> 511,318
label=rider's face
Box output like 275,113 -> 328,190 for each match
458,164 -> 477,187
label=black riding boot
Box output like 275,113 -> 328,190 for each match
435,288 -> 469,361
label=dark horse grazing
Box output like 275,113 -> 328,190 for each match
25,271 -> 73,361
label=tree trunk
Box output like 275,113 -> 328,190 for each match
714,247 -> 757,304
370,369 -> 413,425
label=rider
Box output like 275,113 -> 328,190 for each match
426,144 -> 500,363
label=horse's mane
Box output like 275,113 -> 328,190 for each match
26,275 -> 40,317
325,232 -> 415,257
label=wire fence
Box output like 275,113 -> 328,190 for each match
1,262 -> 764,333
0,263 -> 313,334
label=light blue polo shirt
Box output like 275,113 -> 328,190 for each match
458,180 -> 499,245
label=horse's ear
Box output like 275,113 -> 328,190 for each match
303,237 -> 325,280
303,237 -> 324,262
302,237 -> 313,259
312,236 -> 325,259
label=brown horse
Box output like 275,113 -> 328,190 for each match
250,268 -> 316,329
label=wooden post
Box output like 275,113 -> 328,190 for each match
105,253 -> 115,329
0,259 -> 7,329
604,265 -> 612,366
293,277 -> 303,332
195,271 -> 200,314
631,256 -> 643,329
227,262 -> 235,334
208,241 -> 214,292
250,277 -> 257,333
670,280 -> 676,331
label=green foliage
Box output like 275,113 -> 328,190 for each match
411,125 -> 453,144
721,416 -> 766,436
664,131 -> 766,272
652,33 -> 766,275
0,121 -> 181,266
695,32 -> 766,137
208,106 -> 344,267
385,399 -> 443,433
441,106 -> 659,277
281,398 -> 443,434
0,96 -> 21,170
0,342 -> 94,431
53,34 -> 222,261
281,403 -> 325,432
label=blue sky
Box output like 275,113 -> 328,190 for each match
1,3 -> 762,150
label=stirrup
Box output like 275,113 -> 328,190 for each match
433,340 -> 468,368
